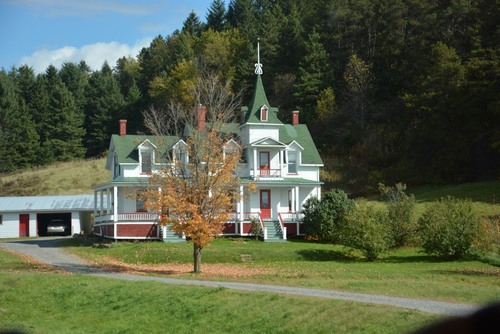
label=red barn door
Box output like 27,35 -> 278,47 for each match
19,214 -> 29,237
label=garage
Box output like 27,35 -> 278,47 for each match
37,213 -> 72,236
0,195 -> 102,239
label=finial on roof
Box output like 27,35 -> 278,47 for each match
254,38 -> 263,75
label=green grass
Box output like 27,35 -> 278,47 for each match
64,238 -> 500,305
408,181 -> 500,217
0,158 -> 109,196
0,249 -> 438,334
365,180 -> 500,217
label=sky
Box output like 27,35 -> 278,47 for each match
0,0 -> 214,74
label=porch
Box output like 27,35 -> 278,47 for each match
92,211 -> 304,241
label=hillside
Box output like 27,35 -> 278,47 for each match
0,158 -> 109,196
1,157 -> 498,217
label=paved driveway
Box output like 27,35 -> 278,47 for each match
0,237 -> 480,316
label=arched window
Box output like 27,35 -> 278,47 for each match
260,106 -> 268,122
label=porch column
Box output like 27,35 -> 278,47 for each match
113,186 -> 118,222
94,191 -> 97,218
238,185 -> 244,234
279,150 -> 282,175
295,186 -> 301,234
253,148 -> 257,177
106,188 -> 111,216
295,186 -> 300,214
99,190 -> 104,216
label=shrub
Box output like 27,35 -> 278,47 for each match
418,197 -> 479,259
343,199 -> 392,261
249,218 -> 262,240
474,214 -> 500,256
303,189 -> 355,243
379,183 -> 417,247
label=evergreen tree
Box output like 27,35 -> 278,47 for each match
293,30 -> 331,123
43,82 -> 85,162
59,62 -> 88,112
227,0 -> 258,40
182,11 -> 204,37
206,0 -> 227,31
84,62 -> 126,157
0,70 -> 40,172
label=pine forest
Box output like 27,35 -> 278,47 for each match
0,0 -> 498,194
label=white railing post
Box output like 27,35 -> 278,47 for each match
283,227 -> 287,240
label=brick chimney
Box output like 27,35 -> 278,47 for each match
120,119 -> 127,136
197,105 -> 207,131
292,110 -> 300,126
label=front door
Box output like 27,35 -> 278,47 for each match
260,189 -> 271,219
19,214 -> 29,237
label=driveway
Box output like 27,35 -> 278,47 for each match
0,237 -> 480,316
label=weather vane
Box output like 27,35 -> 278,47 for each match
254,38 -> 263,75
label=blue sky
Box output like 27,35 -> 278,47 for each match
0,0 -> 214,73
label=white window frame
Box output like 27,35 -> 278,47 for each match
260,105 -> 268,122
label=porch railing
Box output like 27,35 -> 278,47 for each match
278,212 -> 304,222
95,212 -> 158,223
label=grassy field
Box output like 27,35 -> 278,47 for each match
0,249 -> 439,334
63,238 -> 500,306
0,158 -> 109,196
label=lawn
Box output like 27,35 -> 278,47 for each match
0,249 -> 438,334
64,238 -> 500,305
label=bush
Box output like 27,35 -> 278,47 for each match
474,214 -> 500,256
379,183 -> 417,247
418,197 -> 479,259
343,199 -> 392,261
303,189 -> 355,243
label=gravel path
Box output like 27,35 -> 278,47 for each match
0,237 -> 480,316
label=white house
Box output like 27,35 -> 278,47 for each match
93,60 -> 323,242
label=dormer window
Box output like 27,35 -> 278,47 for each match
260,105 -> 268,122
141,150 -> 153,174
287,151 -> 297,174
113,153 -> 120,178
138,140 -> 156,175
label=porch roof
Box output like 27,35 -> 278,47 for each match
94,177 -> 150,190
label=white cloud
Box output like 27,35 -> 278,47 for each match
18,38 -> 151,73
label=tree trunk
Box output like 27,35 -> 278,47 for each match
193,244 -> 202,273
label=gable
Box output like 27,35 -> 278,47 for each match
250,137 -> 286,148
279,125 -> 323,165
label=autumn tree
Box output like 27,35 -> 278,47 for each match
143,71 -> 244,273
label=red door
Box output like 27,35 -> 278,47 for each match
260,190 -> 271,219
19,214 -> 29,237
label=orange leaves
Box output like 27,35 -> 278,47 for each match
144,128 -> 241,250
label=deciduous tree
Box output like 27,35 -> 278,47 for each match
143,72 -> 244,273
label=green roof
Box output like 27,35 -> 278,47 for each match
110,134 -> 179,164
280,124 -> 323,165
243,75 -> 282,125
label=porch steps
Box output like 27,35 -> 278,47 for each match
263,219 -> 285,242
161,225 -> 186,243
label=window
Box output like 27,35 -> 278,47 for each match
176,149 -> 186,165
141,150 -> 152,174
136,191 -> 146,212
287,151 -> 297,173
260,106 -> 268,122
259,151 -> 270,176
113,154 -> 120,178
